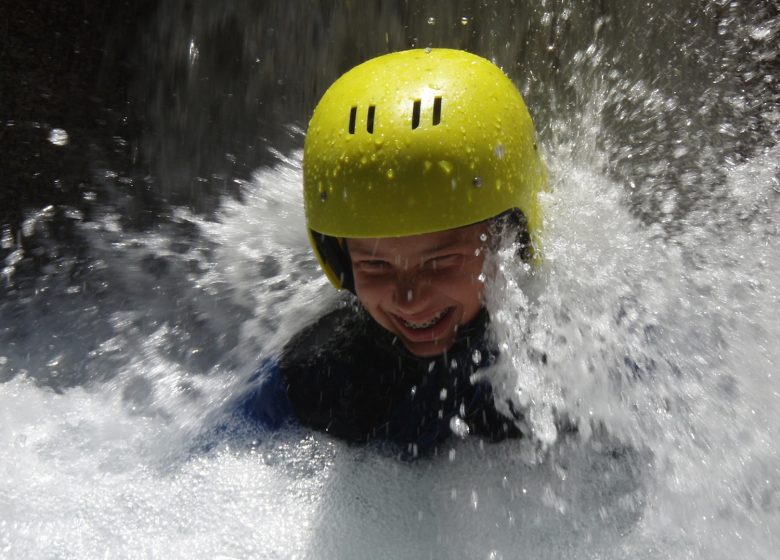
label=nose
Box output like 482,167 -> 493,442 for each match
392,273 -> 430,313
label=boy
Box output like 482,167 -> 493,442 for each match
248,49 -> 546,458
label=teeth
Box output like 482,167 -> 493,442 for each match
402,309 -> 448,330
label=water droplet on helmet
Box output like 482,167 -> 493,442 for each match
320,191 -> 328,202
427,16 -> 436,25
495,144 -> 505,159
472,176 -> 482,188
460,16 -> 470,26
386,168 -> 395,180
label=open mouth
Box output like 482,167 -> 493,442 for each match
397,308 -> 452,330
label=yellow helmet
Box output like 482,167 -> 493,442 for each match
303,48 -> 546,290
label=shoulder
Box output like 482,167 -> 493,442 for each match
279,303 -> 379,382
279,304 -> 395,441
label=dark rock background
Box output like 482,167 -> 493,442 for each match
1,0 -> 157,236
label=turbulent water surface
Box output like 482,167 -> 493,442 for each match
1,1 -> 779,559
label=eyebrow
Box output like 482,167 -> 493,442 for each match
347,234 -> 469,257
347,238 -> 382,256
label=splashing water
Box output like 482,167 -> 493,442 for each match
484,71 -> 780,557
2,3 -> 780,559
3,135 -> 778,558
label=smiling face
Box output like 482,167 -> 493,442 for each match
347,223 -> 488,357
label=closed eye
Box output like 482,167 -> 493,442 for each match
354,259 -> 392,273
424,254 -> 466,270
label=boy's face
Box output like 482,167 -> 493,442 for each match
347,223 -> 488,357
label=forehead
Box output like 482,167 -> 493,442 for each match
347,222 -> 486,256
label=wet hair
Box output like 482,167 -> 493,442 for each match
487,209 -> 533,262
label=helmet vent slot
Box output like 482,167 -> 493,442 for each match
348,106 -> 357,134
432,96 -> 442,125
366,105 -> 375,133
411,99 -> 421,129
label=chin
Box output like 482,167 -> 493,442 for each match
400,337 -> 456,358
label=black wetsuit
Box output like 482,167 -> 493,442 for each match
272,304 -> 521,457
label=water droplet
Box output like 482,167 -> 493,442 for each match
460,16 -> 470,26
427,16 -> 436,25
320,191 -> 328,202
188,37 -> 199,64
406,289 -> 413,301
439,388 -> 448,401
494,144 -> 505,159
471,490 -> 479,510
424,46 -> 432,54
438,160 -> 454,174
410,385 -> 417,397
749,24 -> 772,41
48,128 -> 69,146
472,176 -> 482,188
479,233 -> 488,242
472,349 -> 482,365
428,361 -> 436,372
449,451 -> 457,464
450,415 -> 470,438
386,168 -> 395,180
1,227 -> 12,249
450,358 -> 458,369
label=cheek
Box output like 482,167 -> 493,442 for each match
432,258 -> 485,306
353,275 -> 391,310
